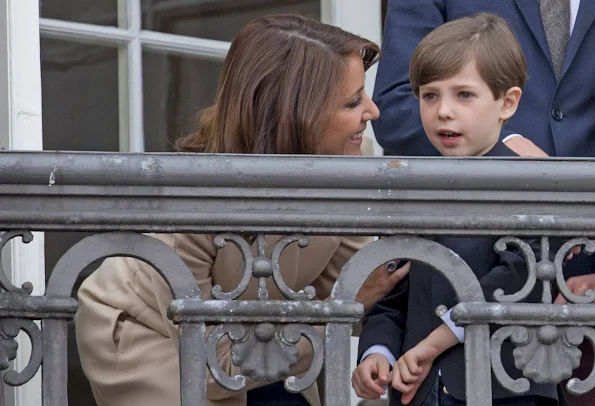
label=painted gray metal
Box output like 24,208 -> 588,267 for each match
0,152 -> 595,235
0,151 -> 594,405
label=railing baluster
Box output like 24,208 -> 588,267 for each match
324,324 -> 352,406
465,325 -> 492,405
179,322 -> 207,406
42,319 -> 68,406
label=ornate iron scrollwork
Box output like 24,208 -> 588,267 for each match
0,231 -> 44,387
0,231 -> 34,295
490,236 -> 595,396
491,325 -> 595,396
211,233 -> 314,301
206,322 -> 323,393
0,318 -> 43,386
206,233 -> 323,392
493,236 -> 595,304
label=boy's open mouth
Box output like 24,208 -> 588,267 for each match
438,130 -> 461,139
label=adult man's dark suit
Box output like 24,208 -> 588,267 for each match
373,0 -> 595,159
357,143 -> 561,406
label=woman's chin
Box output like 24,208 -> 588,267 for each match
342,146 -> 363,156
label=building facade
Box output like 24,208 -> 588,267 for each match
0,1 -> 384,405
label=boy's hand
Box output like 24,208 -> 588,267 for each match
392,342 -> 440,405
352,353 -> 392,399
554,274 -> 595,304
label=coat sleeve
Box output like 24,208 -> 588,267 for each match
310,236 -> 372,300
357,276 -> 409,363
372,0 -> 446,156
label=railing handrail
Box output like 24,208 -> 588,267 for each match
0,151 -> 594,235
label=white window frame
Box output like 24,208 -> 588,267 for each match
1,1 -> 382,405
0,2 -> 44,406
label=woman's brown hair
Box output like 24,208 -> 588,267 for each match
175,14 -> 380,154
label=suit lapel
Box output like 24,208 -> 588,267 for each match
561,0 -> 595,78
514,0 -> 551,62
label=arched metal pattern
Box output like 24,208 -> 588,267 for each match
329,235 -> 491,405
46,232 -> 200,299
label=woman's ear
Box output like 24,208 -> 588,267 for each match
500,86 -> 522,121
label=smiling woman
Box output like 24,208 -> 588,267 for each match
73,13 -> 404,406
320,54 -> 380,156
174,14 -> 380,156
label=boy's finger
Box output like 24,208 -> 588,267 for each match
375,359 -> 391,385
402,354 -> 423,376
397,360 -> 418,384
352,373 -> 383,399
401,382 -> 422,405
553,293 -> 568,304
391,365 -> 415,393
359,366 -> 386,395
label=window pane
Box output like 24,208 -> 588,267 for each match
39,0 -> 118,26
41,37 -> 119,406
143,52 -> 221,152
41,39 -> 119,151
141,0 -> 321,42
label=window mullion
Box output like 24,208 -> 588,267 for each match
118,0 -> 144,153
39,18 -> 133,46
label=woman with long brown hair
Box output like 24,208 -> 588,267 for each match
75,14 -> 408,406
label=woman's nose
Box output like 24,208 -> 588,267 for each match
365,98 -> 380,121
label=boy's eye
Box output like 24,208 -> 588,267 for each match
421,93 -> 437,100
458,91 -> 473,99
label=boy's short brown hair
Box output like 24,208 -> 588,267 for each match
410,12 -> 527,99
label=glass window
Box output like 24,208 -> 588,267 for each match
143,52 -> 222,152
41,39 -> 119,151
39,0 -> 119,26
141,0 -> 321,41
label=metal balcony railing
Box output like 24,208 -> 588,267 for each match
0,151 -> 594,405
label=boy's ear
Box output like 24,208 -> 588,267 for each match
500,87 -> 522,121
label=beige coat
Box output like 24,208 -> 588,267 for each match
75,232 -> 370,406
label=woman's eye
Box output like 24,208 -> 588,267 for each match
346,96 -> 363,109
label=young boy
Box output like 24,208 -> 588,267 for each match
352,13 -> 560,406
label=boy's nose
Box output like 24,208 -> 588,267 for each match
438,101 -> 454,120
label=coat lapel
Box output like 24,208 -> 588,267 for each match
514,0 -> 551,62
561,0 -> 595,78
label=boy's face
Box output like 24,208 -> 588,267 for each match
419,60 -> 517,156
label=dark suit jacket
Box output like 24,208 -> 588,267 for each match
373,0 -> 595,159
373,0 -> 594,280
358,143 -> 561,405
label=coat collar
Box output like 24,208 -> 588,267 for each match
514,0 -> 551,63
483,141 -> 518,158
